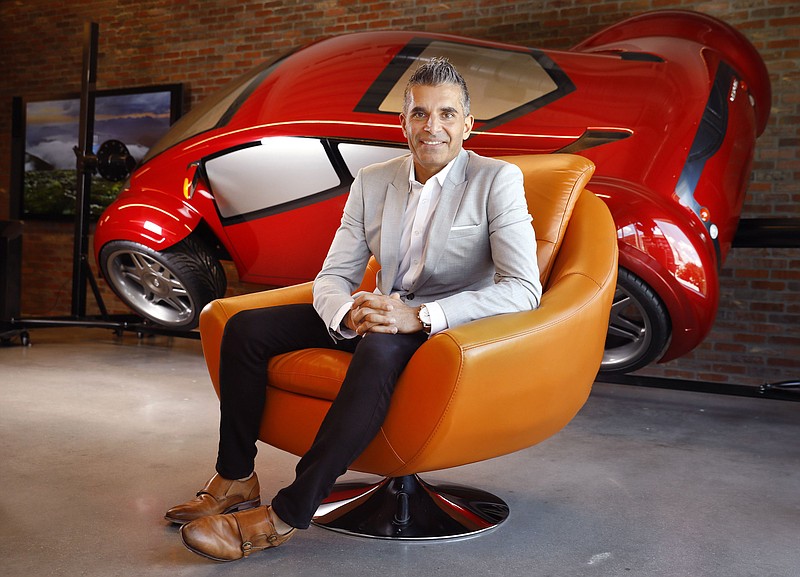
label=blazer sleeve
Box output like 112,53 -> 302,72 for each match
312,169 -> 373,330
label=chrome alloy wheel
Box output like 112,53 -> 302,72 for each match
601,268 -> 670,374
104,247 -> 195,326
99,237 -> 226,329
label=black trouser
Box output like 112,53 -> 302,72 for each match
214,303 -> 427,529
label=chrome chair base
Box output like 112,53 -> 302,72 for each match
312,474 -> 509,540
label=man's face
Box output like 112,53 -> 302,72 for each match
400,83 -> 474,183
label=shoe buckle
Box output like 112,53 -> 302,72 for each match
242,541 -> 253,555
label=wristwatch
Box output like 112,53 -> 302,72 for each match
418,304 -> 432,335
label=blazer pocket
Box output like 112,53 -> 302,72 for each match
449,223 -> 482,237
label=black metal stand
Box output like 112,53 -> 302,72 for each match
0,22 -> 197,345
600,373 -> 800,402
732,218 -> 800,248
72,21 -> 99,320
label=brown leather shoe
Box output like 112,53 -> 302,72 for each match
180,505 -> 296,562
165,473 -> 260,525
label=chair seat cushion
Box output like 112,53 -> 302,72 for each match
267,349 -> 351,401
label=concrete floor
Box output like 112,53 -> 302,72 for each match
0,327 -> 797,577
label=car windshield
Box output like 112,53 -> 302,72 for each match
354,39 -> 571,131
378,40 -> 559,121
140,56 -> 284,164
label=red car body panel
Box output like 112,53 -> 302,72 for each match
94,10 -> 770,365
96,184 -> 203,250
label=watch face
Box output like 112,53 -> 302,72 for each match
420,306 -> 431,323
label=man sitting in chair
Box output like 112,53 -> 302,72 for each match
167,57 -> 542,562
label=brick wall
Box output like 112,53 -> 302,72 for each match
1,0 -> 797,385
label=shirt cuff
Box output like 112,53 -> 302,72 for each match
425,301 -> 447,336
330,301 -> 357,339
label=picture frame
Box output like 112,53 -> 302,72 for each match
13,83 -> 183,220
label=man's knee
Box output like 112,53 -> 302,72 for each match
356,333 -> 425,368
222,309 -> 265,348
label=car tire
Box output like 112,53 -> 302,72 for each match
99,236 -> 227,329
600,267 -> 671,375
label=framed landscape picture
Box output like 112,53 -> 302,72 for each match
19,84 -> 182,219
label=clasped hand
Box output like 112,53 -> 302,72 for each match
344,293 -> 422,335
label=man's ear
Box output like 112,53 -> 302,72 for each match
399,113 -> 408,139
463,114 -> 475,140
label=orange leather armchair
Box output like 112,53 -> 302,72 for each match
199,154 -> 618,539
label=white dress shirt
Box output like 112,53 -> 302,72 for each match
331,158 -> 455,338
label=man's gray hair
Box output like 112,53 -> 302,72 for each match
403,57 -> 471,116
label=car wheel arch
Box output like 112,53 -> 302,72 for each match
614,242 -> 714,366
93,193 -> 205,263
588,179 -> 719,370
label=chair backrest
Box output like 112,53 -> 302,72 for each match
497,154 -> 596,288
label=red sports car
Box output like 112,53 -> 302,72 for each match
94,10 -> 771,374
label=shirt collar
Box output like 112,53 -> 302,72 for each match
408,156 -> 457,188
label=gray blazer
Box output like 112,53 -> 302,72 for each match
313,149 -> 542,330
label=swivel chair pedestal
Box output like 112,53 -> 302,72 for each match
313,474 -> 508,540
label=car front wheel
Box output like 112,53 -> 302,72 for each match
600,267 -> 671,374
99,236 -> 226,329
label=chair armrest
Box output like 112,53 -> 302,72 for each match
378,271 -> 614,475
199,255 -> 378,392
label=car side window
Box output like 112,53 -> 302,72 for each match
338,143 -> 408,177
204,137 -> 341,221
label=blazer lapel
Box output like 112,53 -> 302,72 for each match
412,150 -> 470,291
377,156 -> 413,294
